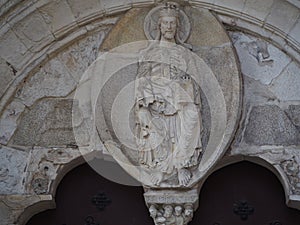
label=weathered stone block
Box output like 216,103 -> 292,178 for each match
223,16 -> 273,39
0,146 -> 28,194
230,32 -> 291,85
38,0 -> 77,37
0,57 -> 15,98
243,0 -> 274,21
67,0 -> 103,20
269,61 -> 300,101
288,17 -> 300,45
196,45 -> 240,105
12,11 -> 55,52
11,99 -> 76,147
0,30 -> 28,70
286,105 -> 300,128
187,7 -> 230,46
0,202 -> 10,224
17,58 -> 77,106
265,0 -> 300,34
283,42 -> 300,67
244,105 -> 300,146
243,75 -> 277,103
214,0 -> 246,12
58,30 -> 109,82
0,100 -> 25,145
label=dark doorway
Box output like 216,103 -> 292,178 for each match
192,161 -> 300,225
26,160 -> 152,225
26,161 -> 300,225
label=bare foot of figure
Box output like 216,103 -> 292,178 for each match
150,172 -> 164,186
178,168 -> 191,186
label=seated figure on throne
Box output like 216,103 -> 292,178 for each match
135,2 -> 203,186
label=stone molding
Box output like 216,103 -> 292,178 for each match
0,0 -> 299,224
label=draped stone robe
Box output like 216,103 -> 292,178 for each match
135,42 -> 203,175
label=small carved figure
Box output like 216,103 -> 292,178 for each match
183,204 -> 193,224
242,40 -> 274,66
281,158 -> 300,194
149,204 -> 167,225
149,204 -> 158,219
163,205 -> 176,225
148,203 -> 194,225
174,206 -> 184,225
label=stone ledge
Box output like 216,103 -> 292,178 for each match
288,194 -> 300,210
144,189 -> 199,205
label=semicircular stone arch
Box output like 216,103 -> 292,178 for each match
202,155 -> 298,208
192,160 -> 300,224
24,160 -> 152,225
0,0 -> 299,224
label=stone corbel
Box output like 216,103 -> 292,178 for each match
144,188 -> 199,225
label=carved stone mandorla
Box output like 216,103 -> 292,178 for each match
89,0 -> 241,189
87,1 -> 241,224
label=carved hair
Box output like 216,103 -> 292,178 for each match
159,2 -> 180,18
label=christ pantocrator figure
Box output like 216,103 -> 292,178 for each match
135,2 -> 203,187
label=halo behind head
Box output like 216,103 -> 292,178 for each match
144,2 -> 191,42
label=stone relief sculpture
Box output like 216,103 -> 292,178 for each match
93,0 -> 241,191
87,1 -> 241,225
134,3 -> 203,224
281,158 -> 300,194
135,2 -> 203,187
148,204 -> 193,225
241,39 -> 274,66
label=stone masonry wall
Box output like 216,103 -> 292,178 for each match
0,0 -> 299,224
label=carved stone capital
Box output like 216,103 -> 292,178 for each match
144,188 -> 199,225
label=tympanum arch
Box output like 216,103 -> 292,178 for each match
0,1 -> 299,224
